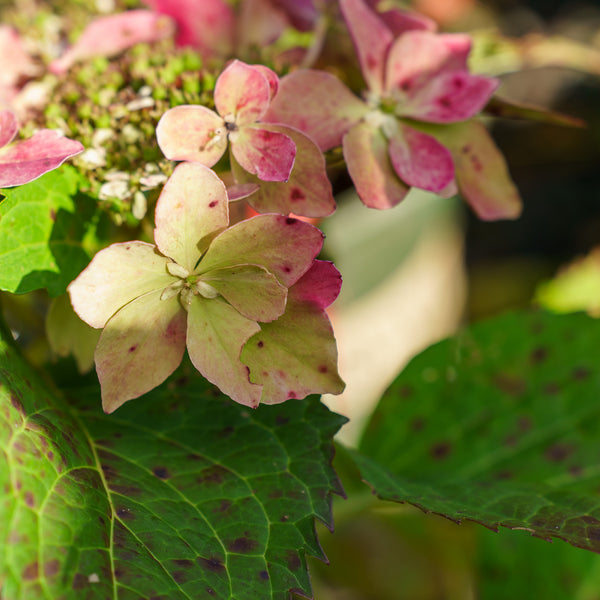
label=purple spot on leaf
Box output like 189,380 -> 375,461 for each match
198,557 -> 225,573
152,466 -> 171,480
228,536 -> 258,553
318,365 -> 328,374
257,340 -> 264,348
259,570 -> 269,580
128,345 -> 137,353
431,441 -> 452,460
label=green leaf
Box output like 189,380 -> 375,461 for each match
0,322 -> 346,599
0,166 -> 103,296
352,310 -> 600,553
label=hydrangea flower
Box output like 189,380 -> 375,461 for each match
157,59 -> 335,217
0,25 -> 40,109
265,0 -> 521,220
0,109 -> 84,188
49,10 -> 175,74
68,162 -> 344,412
142,0 -> 235,59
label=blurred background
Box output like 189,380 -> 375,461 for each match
315,0 -> 600,598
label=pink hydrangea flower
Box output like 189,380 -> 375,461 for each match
157,60 -> 335,217
265,0 -> 521,220
0,26 -> 40,109
68,162 -> 344,412
142,0 -> 235,58
0,110 -> 84,188
49,10 -> 175,74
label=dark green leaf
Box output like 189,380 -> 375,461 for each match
0,323 -> 346,599
0,166 -> 103,296
353,310 -> 600,553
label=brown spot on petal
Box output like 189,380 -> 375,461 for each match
257,341 -> 264,348
318,365 -> 328,373
290,187 -> 305,201
128,345 -> 137,353
285,217 -> 297,225
152,466 -> 171,480
287,391 -> 296,399
208,200 -> 218,207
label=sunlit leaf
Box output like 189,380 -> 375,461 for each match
0,167 -> 103,296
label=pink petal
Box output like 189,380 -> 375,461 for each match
384,31 -> 472,96
0,109 -> 18,148
186,296 -> 262,407
277,0 -> 318,31
238,0 -> 289,48
339,0 -> 394,95
252,64 -> 279,101
231,124 -> 336,218
68,241 -> 174,329
214,60 -> 271,125
230,125 -> 296,182
156,105 -> 227,166
198,214 -> 324,287
377,8 -> 437,35
154,162 -> 229,272
0,130 -> 84,188
143,0 -> 235,57
240,261 -> 345,405
96,291 -> 187,413
342,122 -> 409,209
264,70 -> 368,152
227,183 -> 260,201
404,70 -> 498,123
289,260 -> 342,309
388,124 -> 455,193
49,11 -> 175,75
201,264 -> 287,322
0,26 -> 39,88
431,120 -> 522,220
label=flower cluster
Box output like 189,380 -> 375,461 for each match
68,162 -> 344,412
2,0 -> 535,411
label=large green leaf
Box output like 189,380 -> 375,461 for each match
0,321 -> 346,599
352,310 -> 600,553
0,166 -> 103,296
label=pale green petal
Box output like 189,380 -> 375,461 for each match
67,241 -> 173,329
201,264 -> 287,323
154,162 -> 229,271
96,290 -> 187,413
196,214 -> 323,287
186,296 -> 262,407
